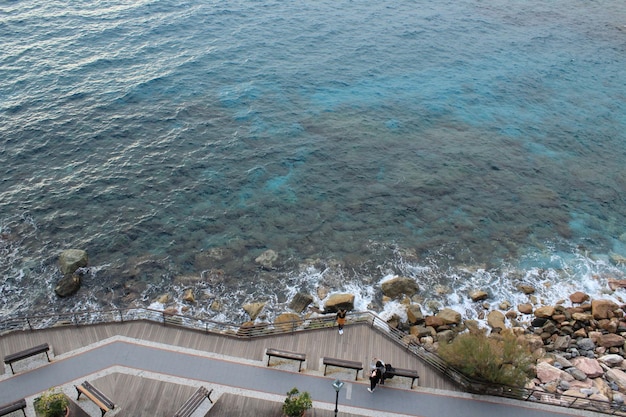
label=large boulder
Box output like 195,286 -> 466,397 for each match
381,276 -> 419,299
59,249 -> 88,275
406,304 -> 424,324
592,299 -> 619,320
437,308 -> 461,325
571,357 -> 604,378
599,333 -> 626,348
243,302 -> 266,320
255,249 -> 278,270
536,362 -> 574,384
54,272 -> 81,297
289,292 -> 314,313
274,313 -> 303,331
323,293 -> 355,312
487,310 -> 506,330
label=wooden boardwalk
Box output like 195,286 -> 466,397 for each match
0,320 -> 462,416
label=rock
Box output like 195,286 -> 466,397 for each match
608,278 -> 626,291
577,338 -> 596,351
605,368 -> 626,392
535,306 -> 555,318
565,367 -> 588,381
518,285 -> 536,294
572,312 -> 593,322
437,308 -> 462,325
469,290 -> 488,302
255,249 -> 278,270
410,325 -> 431,337
437,329 -> 455,343
424,316 -> 446,328
609,253 -> 626,267
487,310 -> 506,330
274,313 -> 302,331
183,288 -> 195,303
243,302 -> 266,320
571,357 -> 604,378
155,294 -> 171,304
592,299 -> 618,320
381,276 -> 419,298
210,300 -> 222,311
289,292 -> 314,313
599,333 -> 625,348
58,249 -> 88,275
525,334 -> 545,352
518,303 -> 533,314
406,304 -> 424,324
323,293 -> 355,312
536,362 -> 574,384
54,272 -> 81,297
599,354 -> 624,367
570,292 -> 590,304
553,335 -> 571,351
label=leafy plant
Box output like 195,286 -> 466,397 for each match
34,388 -> 69,417
282,387 -> 312,417
437,330 -> 533,387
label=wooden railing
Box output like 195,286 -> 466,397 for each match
2,308 -> 625,415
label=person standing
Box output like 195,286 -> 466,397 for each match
336,309 -> 347,335
368,366 -> 382,392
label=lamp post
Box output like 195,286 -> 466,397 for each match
332,379 -> 344,417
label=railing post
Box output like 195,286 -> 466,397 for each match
26,317 -> 33,331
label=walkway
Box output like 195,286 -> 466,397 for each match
0,331 -> 605,417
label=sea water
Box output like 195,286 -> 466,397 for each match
1,0 -> 625,324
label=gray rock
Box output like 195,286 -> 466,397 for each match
58,249 -> 88,275
54,272 -> 81,297
565,367 -> 588,381
577,338 -> 596,351
288,292 -> 314,313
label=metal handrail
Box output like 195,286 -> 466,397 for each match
1,308 -> 625,415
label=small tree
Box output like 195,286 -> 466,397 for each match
438,330 -> 533,387
282,387 -> 312,417
34,388 -> 69,417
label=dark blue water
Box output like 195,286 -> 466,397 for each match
1,0 -> 625,323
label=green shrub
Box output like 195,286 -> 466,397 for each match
34,388 -> 69,417
438,330 -> 533,387
282,387 -> 312,417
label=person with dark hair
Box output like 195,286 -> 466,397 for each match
336,309 -> 347,335
368,366 -> 382,393
375,359 -> 386,385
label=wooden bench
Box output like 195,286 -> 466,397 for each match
3,343 -> 50,374
75,381 -> 115,417
266,348 -> 306,372
323,357 -> 363,380
384,367 -> 420,389
172,386 -> 213,417
0,399 -> 26,417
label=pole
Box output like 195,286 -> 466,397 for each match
334,390 -> 339,417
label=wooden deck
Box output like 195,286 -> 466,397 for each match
0,320 -> 462,416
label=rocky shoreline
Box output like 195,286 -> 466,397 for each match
55,248 -> 626,408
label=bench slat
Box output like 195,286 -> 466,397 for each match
266,348 -> 306,372
4,343 -> 50,363
0,399 -> 26,417
384,367 -> 420,389
173,387 -> 213,417
76,381 -> 114,417
323,357 -> 363,381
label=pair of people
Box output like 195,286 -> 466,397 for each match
368,358 -> 386,392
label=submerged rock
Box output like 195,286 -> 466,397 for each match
58,249 -> 88,275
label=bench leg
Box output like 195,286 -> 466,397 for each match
298,361 -> 302,372
324,364 -> 328,376
267,356 -> 271,367
354,370 -> 359,381
76,386 -> 82,400
207,388 -> 214,404
9,363 -> 15,374
45,351 -> 51,362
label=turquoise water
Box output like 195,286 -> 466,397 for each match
1,0 -> 625,323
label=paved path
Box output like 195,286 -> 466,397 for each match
0,338 -> 603,417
